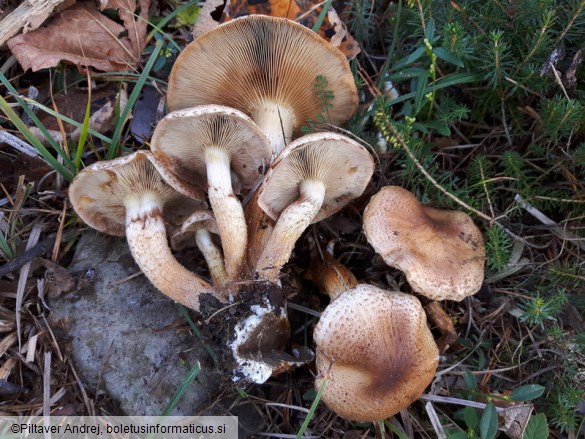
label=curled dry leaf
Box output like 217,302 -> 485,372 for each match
7,0 -> 150,72
193,0 -> 360,59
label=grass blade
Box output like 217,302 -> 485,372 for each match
107,39 -> 163,159
160,361 -> 202,417
0,72 -> 76,173
17,98 -> 113,144
74,73 -> 92,170
177,305 -> 218,364
312,0 -> 333,33
0,95 -> 75,181
296,377 -> 327,439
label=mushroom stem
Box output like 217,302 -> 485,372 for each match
306,252 -> 358,301
205,147 -> 247,281
252,102 -> 294,157
256,179 -> 326,282
124,193 -> 223,311
195,228 -> 228,290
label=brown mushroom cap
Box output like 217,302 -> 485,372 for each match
313,284 -> 439,422
150,105 -> 272,280
167,15 -> 358,153
363,186 -> 485,301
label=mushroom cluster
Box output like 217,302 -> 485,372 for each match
69,14 -> 374,385
68,12 -> 487,425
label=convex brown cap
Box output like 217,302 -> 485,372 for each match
314,284 -> 439,422
68,151 -> 226,310
151,105 -> 272,281
363,186 -> 485,301
255,132 -> 374,281
167,15 -> 358,154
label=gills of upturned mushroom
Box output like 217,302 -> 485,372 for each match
68,151 -> 227,310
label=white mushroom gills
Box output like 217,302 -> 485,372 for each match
205,146 -> 247,280
257,178 -> 325,282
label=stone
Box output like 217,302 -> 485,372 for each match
49,230 -> 222,415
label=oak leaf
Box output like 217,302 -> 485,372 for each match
7,0 -> 150,72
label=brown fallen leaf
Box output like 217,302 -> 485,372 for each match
498,404 -> 533,439
7,0 -> 150,72
193,0 -> 360,59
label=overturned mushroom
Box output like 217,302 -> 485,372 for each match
175,210 -> 227,289
363,186 -> 485,301
255,132 -> 374,282
314,284 -> 439,422
150,105 -> 272,281
167,15 -> 358,155
68,151 -> 227,310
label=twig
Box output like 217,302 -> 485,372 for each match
16,222 -> 42,350
0,229 -> 80,279
424,402 -> 446,439
381,119 -> 494,222
420,394 -> 505,412
514,194 -> 585,251
0,131 -> 46,161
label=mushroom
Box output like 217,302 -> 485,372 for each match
174,210 -> 228,289
363,186 -> 485,301
313,284 -> 439,422
166,15 -> 358,155
150,105 -> 272,281
68,151 -> 227,311
255,132 -> 374,282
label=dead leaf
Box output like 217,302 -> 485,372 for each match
7,0 -> 150,72
192,0 -> 224,38
40,259 -> 96,298
498,404 -> 533,439
194,0 -> 360,59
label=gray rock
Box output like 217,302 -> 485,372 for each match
49,230 -> 222,415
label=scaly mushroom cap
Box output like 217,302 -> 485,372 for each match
258,132 -> 374,223
314,284 -> 439,422
69,151 -> 205,237
150,105 -> 271,189
167,15 -> 358,152
363,186 -> 485,301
